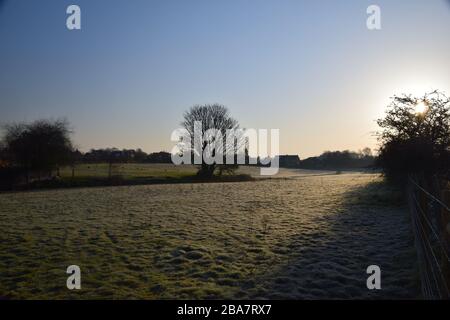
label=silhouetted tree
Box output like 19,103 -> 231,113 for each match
361,147 -> 373,158
181,104 -> 241,178
376,90 -> 450,180
146,151 -> 171,163
2,119 -> 74,183
134,148 -> 148,162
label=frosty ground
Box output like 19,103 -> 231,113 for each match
0,171 -> 419,299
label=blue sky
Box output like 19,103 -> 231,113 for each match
0,0 -> 449,157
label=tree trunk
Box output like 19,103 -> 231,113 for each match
198,163 -> 215,179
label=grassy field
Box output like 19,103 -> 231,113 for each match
59,163 -> 336,181
26,163 -> 253,189
37,163 -> 332,189
60,163 -> 199,180
57,163 -> 200,187
0,172 -> 419,299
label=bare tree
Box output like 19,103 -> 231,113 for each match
181,104 -> 242,178
361,147 -> 373,158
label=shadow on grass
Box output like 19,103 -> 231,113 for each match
245,179 -> 419,299
2,174 -> 255,193
339,178 -> 406,207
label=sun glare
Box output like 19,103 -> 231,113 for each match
414,101 -> 428,115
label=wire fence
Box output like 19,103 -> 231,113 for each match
408,174 -> 450,299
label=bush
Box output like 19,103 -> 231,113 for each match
377,91 -> 450,181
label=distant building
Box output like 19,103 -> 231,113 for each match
278,155 -> 301,168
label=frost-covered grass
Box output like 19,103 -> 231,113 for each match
39,163 -> 254,189
60,163 -> 198,180
0,173 -> 419,299
60,163 -> 334,181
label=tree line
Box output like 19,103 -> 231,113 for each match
298,148 -> 375,170
1,92 -> 449,188
81,149 -> 172,164
0,119 -> 175,188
